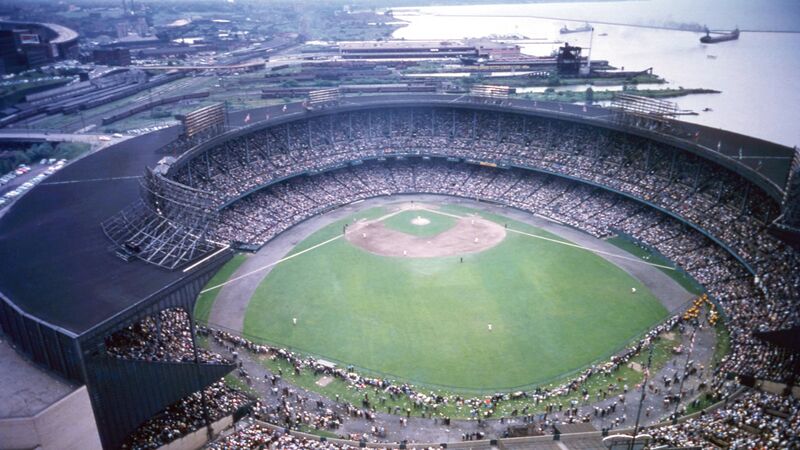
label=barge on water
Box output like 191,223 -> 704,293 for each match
700,28 -> 739,43
560,23 -> 592,34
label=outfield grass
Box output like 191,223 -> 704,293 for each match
381,209 -> 456,237
195,254 -> 248,323
606,235 -> 705,295
243,204 -> 669,391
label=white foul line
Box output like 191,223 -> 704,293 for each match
200,234 -> 344,294
200,206 -> 430,294
418,207 -> 676,271
505,227 -> 676,270
183,244 -> 231,273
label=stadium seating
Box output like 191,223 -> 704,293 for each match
130,107 -> 799,449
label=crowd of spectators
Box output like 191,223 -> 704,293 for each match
207,423 -> 438,450
649,388 -> 800,449
144,108 -> 800,447
201,314 -> 684,426
166,109 -> 799,385
106,308 -> 231,364
122,381 -> 252,450
168,108 -> 797,326
202,155 -> 799,430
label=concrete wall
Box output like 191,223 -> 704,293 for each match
0,386 -> 102,450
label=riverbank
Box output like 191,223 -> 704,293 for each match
518,87 -> 720,103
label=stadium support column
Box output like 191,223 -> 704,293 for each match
629,343 -> 653,450
472,111 -> 477,139
672,325 -> 697,422
189,309 -> 214,442
739,183 -> 751,214
348,113 -> 353,140
778,147 -> 800,231
156,312 -> 162,343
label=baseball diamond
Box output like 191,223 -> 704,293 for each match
238,201 -> 670,390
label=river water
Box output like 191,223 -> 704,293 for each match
391,0 -> 800,147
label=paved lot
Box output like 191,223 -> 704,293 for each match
0,334 -> 76,418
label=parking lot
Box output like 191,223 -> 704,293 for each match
0,159 -> 67,210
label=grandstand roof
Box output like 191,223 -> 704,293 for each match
0,20 -> 79,45
42,22 -> 78,44
0,129 -> 195,335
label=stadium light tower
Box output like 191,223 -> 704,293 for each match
580,27 -> 594,76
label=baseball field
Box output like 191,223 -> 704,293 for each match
242,202 -> 669,391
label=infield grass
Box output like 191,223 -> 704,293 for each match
243,204 -> 669,391
382,209 -> 457,237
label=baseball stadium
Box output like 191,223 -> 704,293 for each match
0,94 -> 799,450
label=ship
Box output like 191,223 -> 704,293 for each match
700,27 -> 739,44
560,23 -> 592,34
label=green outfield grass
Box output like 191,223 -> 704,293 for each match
242,204 -> 669,391
606,235 -> 705,295
381,209 -> 457,237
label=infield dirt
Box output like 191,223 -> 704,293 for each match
344,203 -> 506,258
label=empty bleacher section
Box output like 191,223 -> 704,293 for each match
102,164 -> 222,270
